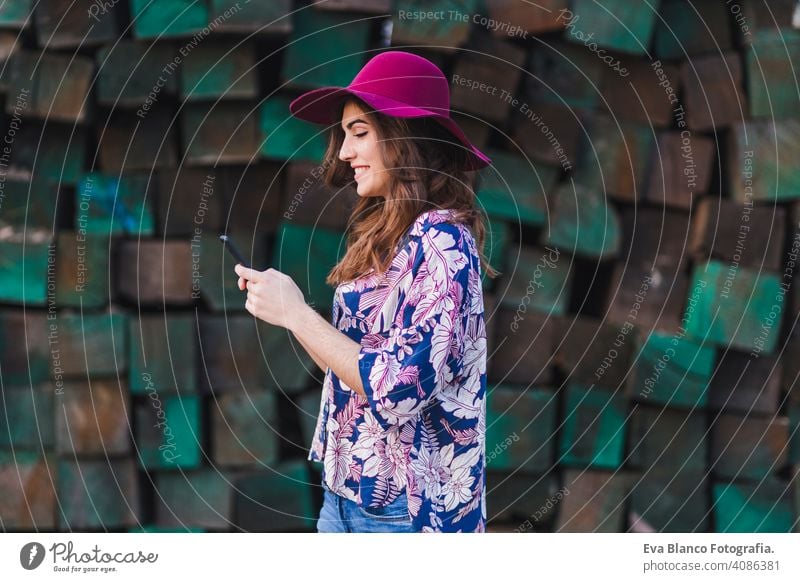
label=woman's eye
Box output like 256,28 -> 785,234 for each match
355,132 -> 367,138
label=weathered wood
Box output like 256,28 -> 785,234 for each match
782,328 -> 800,408
741,0 -> 798,43
544,182 -> 622,259
684,260 -> 784,353
525,40 -> 604,110
628,467 -> 709,532
155,468 -> 237,530
626,330 -> 714,409
485,0 -> 568,35
212,390 -> 279,467
555,469 -> 629,532
182,101 -> 261,165
157,166 -> 222,237
6,49 -> 94,122
600,58 -> 679,127
129,313 -> 197,396
482,217 -> 509,291
681,52 -> 746,132
55,378 -> 130,456
219,163 -> 284,236
746,29 -> 800,118
98,105 -> 178,172
77,172 -> 156,236
496,245 -> 569,316
0,228 -> 52,305
0,309 -> 50,387
0,384 -> 54,449
282,161 -> 357,230
645,131 -> 715,209
56,310 -> 128,377
709,350 -> 781,416
711,413 -> 788,480
55,231 -> 110,309
7,120 -> 87,185
511,102 -> 581,169
0,177 -> 60,229
198,314 -> 270,393
130,0 -> 209,40
487,309 -> 555,387
315,0 -> 391,13
260,95 -> 327,162
477,149 -> 555,227
0,451 -> 56,530
712,478 -> 794,532
606,263 -> 689,334
180,39 -> 257,101
485,471 -> 558,524
261,325 -> 315,393
628,405 -> 706,473
653,0 -> 733,60
58,458 -> 140,530
559,382 -> 627,469
234,460 -> 318,531
567,0 -> 658,55
116,240 -> 195,305
0,0 -> 33,29
486,385 -> 556,474
135,394 -> 202,470
96,40 -> 179,108
391,0 -> 478,52
208,0 -> 293,34
35,0 -> 117,49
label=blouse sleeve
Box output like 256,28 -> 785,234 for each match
357,223 -> 471,432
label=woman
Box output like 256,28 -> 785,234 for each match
235,51 -> 497,532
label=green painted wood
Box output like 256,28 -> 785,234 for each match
116,240 -> 195,305
77,172 -> 156,237
55,232 -> 110,309
681,52 -> 745,132
98,105 -> 177,172
497,245 -> 569,315
57,310 -> 128,377
628,406 -> 706,473
392,0 -> 478,51
729,119 -> 800,202
0,384 -> 54,449
260,95 -> 327,162
526,40 -> 603,110
558,382 -> 627,470
282,9 -> 370,89
6,49 -> 93,122
629,467 -> 709,532
0,229 -> 51,305
55,378 -> 131,456
684,260 -> 784,353
198,314 -> 270,393
35,0 -> 117,49
627,330 -> 714,410
180,39 -> 257,101
208,0 -> 292,34
0,451 -> 56,530
155,468 -> 236,530
653,0 -> 733,60
130,0 -> 208,40
482,217 -> 508,290
568,0 -> 657,55
747,29 -> 800,118
136,394 -> 202,470
96,40 -> 179,107
486,385 -> 556,474
476,149 -> 555,227
58,458 -> 140,530
212,389 -> 279,467
712,479 -> 794,532
272,221 -> 346,313
129,314 -> 196,396
182,101 -> 261,165
488,309 -> 555,387
0,178 -> 61,229
8,120 -> 87,185
234,459 -> 317,531
711,413 -> 788,480
0,310 -> 50,388
486,471 -> 558,524
0,0 -> 32,29
710,352 -> 780,416
555,469 -> 628,532
546,182 -> 621,260
195,231 -> 268,311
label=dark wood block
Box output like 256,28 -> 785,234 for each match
212,390 -> 279,467
98,105 -> 178,172
135,394 -> 202,470
555,469 -> 629,532
525,40 -> 604,110
653,0 -> 733,60
219,163 -> 284,237
391,0 -> 477,52
261,325 -> 315,393
681,52 -> 746,131
55,232 -> 110,309
208,0 -> 293,34
0,177 -> 60,229
566,0 -> 657,54
486,471 -> 558,524
558,382 -> 627,470
0,451 -> 56,530
711,413 -> 788,480
182,101 -> 261,165
56,310 -> 128,377
155,469 -> 237,530
129,313 -> 197,396
180,39 -> 257,101
234,460 -> 317,531
157,166 -> 222,237
554,317 -> 635,389
0,309 -> 50,388
96,40 -> 179,107
645,131 -> 715,209
511,102 -> 581,169
628,405 -> 706,473
35,0 -> 117,48
0,384 -> 54,449
198,314 -> 270,393
741,0 -> 798,44
77,172 -> 156,236
496,245 -> 570,316
712,478 -> 794,532
709,350 -> 781,415
57,458 -> 140,530
259,95 -> 326,162
116,240 -> 195,305
628,467 -> 709,532
488,309 -> 555,387
600,57 -> 678,126
314,0 -> 391,13
486,0 -> 568,35
7,120 -> 87,185
130,0 -> 208,40
56,378 -> 131,456
0,228 -> 52,306
746,29 -> 800,118
486,385 -> 556,474
626,330 -> 714,409
282,161 -> 357,230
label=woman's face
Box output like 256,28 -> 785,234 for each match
338,101 -> 389,198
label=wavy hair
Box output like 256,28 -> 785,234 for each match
323,96 -> 500,287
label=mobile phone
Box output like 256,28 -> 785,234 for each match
219,234 -> 250,269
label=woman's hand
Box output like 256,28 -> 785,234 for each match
234,264 -> 306,330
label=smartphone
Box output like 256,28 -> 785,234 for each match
218,234 -> 250,269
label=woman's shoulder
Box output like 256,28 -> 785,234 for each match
409,208 -> 478,259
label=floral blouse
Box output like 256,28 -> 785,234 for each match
307,208 -> 487,532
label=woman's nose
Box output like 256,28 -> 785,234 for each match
339,138 -> 354,162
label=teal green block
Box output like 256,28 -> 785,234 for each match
76,173 -> 156,236
180,40 -> 257,101
58,459 -> 140,530
729,120 -> 800,203
59,311 -> 129,377
392,0 -> 478,49
155,469 -> 234,529
0,234 -> 51,305
653,0 -> 732,60
569,0 -> 657,55
628,330 -> 715,409
272,222 -> 345,312
282,9 -> 370,89
137,394 -> 202,470
0,0 -> 32,28
483,218 -> 509,291
713,480 -> 794,533
0,179 -> 59,229
208,0 -> 292,34
477,149 -> 555,227
746,29 -> 800,119
545,183 -> 621,259
0,385 -> 54,449
96,41 -> 179,107
130,0 -> 208,39
260,95 -> 327,162
129,314 -> 196,396
11,122 -> 87,185
498,245 -> 570,316
559,382 -> 627,469
684,261 -> 784,353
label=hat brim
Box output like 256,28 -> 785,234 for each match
289,87 -> 491,171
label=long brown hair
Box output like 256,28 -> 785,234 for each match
324,96 -> 500,286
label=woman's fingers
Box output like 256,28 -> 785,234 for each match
237,276 -> 245,291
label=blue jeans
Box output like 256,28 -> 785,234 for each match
316,482 -> 415,533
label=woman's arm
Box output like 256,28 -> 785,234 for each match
292,330 -> 328,374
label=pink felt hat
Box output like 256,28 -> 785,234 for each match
288,50 -> 492,171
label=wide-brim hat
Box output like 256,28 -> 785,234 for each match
288,50 -> 492,171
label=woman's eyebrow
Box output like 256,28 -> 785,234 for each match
342,118 -> 368,130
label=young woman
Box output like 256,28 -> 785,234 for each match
235,51 -> 497,532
